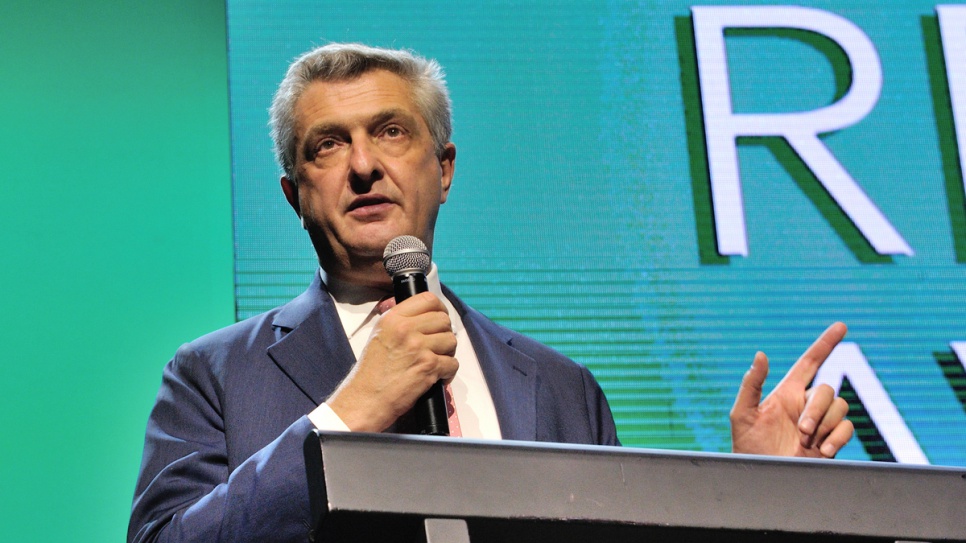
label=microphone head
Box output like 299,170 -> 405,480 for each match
383,235 -> 431,277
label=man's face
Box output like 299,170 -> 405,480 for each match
282,69 -> 455,282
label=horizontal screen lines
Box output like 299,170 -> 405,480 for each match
235,286 -> 323,292
233,263 -> 966,277
523,341 -> 657,349
470,305 -> 958,317
600,393 -> 680,403
459,314 -> 658,323
612,438 -> 709,450
451,282 -> 961,293
234,257 -> 317,262
442,266 -> 966,276
605,412 -> 711,423
591,369 -> 669,376
234,274 -> 316,280
599,378 -> 737,387
553,352 -> 666,359
487,322 -> 930,336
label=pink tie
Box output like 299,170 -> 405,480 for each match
377,296 -> 462,437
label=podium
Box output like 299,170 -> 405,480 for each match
303,431 -> 966,542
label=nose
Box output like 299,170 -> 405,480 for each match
348,137 -> 383,190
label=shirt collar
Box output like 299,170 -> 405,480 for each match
320,264 -> 447,339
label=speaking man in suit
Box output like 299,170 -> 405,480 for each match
129,43 -> 853,543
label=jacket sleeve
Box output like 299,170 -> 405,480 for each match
580,364 -> 621,447
128,344 -> 314,543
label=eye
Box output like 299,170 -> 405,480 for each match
315,138 -> 339,154
384,125 -> 405,138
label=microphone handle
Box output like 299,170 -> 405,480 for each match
393,272 -> 450,436
392,272 -> 429,303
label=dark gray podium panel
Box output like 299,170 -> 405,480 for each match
303,431 -> 966,543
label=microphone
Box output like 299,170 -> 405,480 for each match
382,235 -> 450,436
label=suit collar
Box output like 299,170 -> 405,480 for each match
264,277 -> 539,441
442,285 -> 538,441
267,273 -> 356,405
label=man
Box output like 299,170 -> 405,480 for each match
129,43 -> 853,543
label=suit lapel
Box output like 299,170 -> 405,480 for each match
443,286 -> 538,441
263,278 -> 538,438
267,274 -> 356,405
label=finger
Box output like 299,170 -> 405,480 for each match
732,351 -> 769,412
436,355 -> 459,382
798,384 -> 835,445
402,310 -> 453,335
407,350 -> 458,387
391,291 -> 448,317
781,322 -> 847,388
425,331 -> 458,357
379,297 -> 452,336
819,419 -> 855,458
813,396 -> 849,445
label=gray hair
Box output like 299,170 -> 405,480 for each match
269,43 -> 453,181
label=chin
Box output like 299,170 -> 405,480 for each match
348,234 -> 403,258
360,225 -> 425,249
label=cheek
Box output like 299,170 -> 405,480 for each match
412,157 -> 444,194
298,172 -> 343,208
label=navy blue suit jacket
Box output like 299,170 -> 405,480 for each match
129,274 -> 618,543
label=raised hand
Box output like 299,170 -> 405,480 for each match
730,322 -> 854,457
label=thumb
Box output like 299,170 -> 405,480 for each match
733,351 -> 769,412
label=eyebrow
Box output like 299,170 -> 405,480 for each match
299,121 -> 343,161
368,108 -> 419,130
303,108 -> 418,139
300,108 -> 420,159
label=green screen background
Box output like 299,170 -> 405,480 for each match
0,1 -> 234,541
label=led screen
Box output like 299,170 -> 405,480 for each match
227,0 -> 966,465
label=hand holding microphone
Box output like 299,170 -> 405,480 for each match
383,236 -> 451,435
323,236 -> 457,434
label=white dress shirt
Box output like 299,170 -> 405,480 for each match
307,265 -> 502,439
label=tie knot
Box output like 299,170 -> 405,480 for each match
376,296 -> 396,315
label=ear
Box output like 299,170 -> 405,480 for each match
438,143 -> 456,204
280,176 -> 305,228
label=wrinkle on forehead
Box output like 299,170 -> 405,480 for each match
303,108 -> 421,140
292,71 -> 424,143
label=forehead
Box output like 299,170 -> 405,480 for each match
293,69 -> 422,131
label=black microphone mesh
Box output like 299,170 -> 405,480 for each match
383,235 -> 431,277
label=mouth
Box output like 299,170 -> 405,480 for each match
347,194 -> 394,217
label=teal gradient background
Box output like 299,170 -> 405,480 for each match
0,1 -> 234,541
